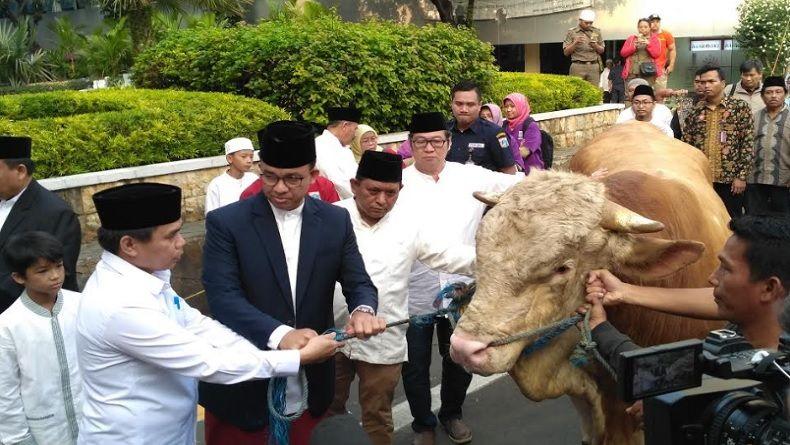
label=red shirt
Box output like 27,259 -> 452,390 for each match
240,175 -> 341,203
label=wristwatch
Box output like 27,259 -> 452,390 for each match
353,306 -> 376,316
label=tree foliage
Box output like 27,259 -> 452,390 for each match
734,0 -> 790,75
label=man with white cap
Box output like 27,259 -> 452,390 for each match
563,9 -> 605,86
205,137 -> 259,214
76,182 -> 340,444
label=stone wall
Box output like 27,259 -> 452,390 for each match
44,103 -> 623,304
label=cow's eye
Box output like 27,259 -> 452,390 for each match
555,265 -> 570,274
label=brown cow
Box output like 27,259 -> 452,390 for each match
449,122 -> 730,445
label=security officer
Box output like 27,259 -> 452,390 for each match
446,80 -> 517,174
563,9 -> 605,86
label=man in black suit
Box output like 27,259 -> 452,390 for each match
199,120 -> 386,445
0,136 -> 81,313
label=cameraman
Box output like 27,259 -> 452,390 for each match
578,215 -> 790,418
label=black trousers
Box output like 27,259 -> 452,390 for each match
402,317 -> 473,432
610,88 -> 625,104
714,182 -> 745,219
746,184 -> 790,214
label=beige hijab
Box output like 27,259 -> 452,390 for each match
350,124 -> 383,162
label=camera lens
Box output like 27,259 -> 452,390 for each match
706,390 -> 788,444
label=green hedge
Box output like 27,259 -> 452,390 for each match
0,89 -> 289,178
132,17 -> 496,133
485,72 -> 601,113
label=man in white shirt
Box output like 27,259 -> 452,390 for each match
205,137 -> 259,214
397,112 -> 524,445
616,85 -> 674,137
617,78 -> 673,127
315,107 -> 362,199
76,182 -> 339,445
328,150 -> 476,445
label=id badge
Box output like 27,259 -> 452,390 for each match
720,131 -> 727,144
467,142 -> 484,164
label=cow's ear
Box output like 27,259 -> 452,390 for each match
614,236 -> 705,280
473,191 -> 502,207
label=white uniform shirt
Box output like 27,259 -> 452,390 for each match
616,103 -> 673,127
615,115 -> 675,137
315,130 -> 358,199
399,162 -> 523,314
0,186 -> 27,231
204,171 -> 259,215
76,252 -> 300,445
332,199 -> 475,364
0,290 -> 82,445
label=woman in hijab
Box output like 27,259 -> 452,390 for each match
502,92 -> 543,172
350,124 -> 405,166
480,103 -> 504,127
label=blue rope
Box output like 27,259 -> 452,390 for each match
268,377 -> 290,445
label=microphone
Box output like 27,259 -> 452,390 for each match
309,414 -> 372,445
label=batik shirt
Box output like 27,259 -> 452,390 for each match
682,97 -> 754,183
750,105 -> 790,187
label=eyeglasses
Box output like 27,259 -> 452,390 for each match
260,172 -> 306,188
632,100 -> 654,106
411,138 -> 448,149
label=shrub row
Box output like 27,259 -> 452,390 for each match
0,79 -> 93,96
486,72 -> 601,113
132,17 -> 497,133
0,89 -> 289,178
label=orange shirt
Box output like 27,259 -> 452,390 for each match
654,30 -> 675,69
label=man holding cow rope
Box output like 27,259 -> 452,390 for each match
580,214 -> 790,420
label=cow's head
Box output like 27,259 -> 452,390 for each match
449,171 -> 704,375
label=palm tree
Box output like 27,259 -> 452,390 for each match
0,18 -> 52,86
96,0 -> 252,51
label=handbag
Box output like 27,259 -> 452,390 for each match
639,61 -> 657,77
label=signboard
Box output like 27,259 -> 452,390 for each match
690,40 -> 722,52
723,40 -> 740,51
475,0 -> 593,20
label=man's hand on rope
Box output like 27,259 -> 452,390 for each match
586,269 -> 629,306
345,310 -> 387,340
279,328 -> 318,350
625,400 -> 645,427
575,291 -> 607,330
298,333 -> 343,365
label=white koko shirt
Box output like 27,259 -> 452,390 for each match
399,162 -> 523,315
204,171 -> 259,215
315,130 -> 358,199
0,290 -> 82,445
333,198 -> 475,364
76,252 -> 300,445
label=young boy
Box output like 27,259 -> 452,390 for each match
204,137 -> 259,214
0,231 -> 82,445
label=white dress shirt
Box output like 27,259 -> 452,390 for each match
315,130 -> 358,199
399,162 -> 523,314
204,171 -> 259,215
76,252 -> 299,445
617,103 -> 674,127
615,112 -> 675,137
0,290 -> 82,445
332,199 -> 475,364
0,185 -> 27,231
265,201 -> 305,413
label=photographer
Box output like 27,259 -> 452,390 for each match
578,215 -> 790,419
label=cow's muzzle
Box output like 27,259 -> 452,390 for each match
449,329 -> 494,375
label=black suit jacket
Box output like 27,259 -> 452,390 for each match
198,194 -> 377,431
0,180 -> 81,313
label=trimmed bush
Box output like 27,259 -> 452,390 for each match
132,16 -> 497,133
0,89 -> 289,178
485,72 -> 601,113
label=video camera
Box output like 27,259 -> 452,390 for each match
616,329 -> 790,445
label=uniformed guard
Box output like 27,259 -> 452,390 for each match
563,9 -> 605,86
446,81 -> 517,174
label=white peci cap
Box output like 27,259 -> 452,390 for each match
224,137 -> 254,155
579,9 -> 596,22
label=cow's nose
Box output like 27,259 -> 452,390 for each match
450,330 -> 489,370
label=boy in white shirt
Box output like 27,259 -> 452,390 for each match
0,231 -> 82,445
205,137 -> 259,214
